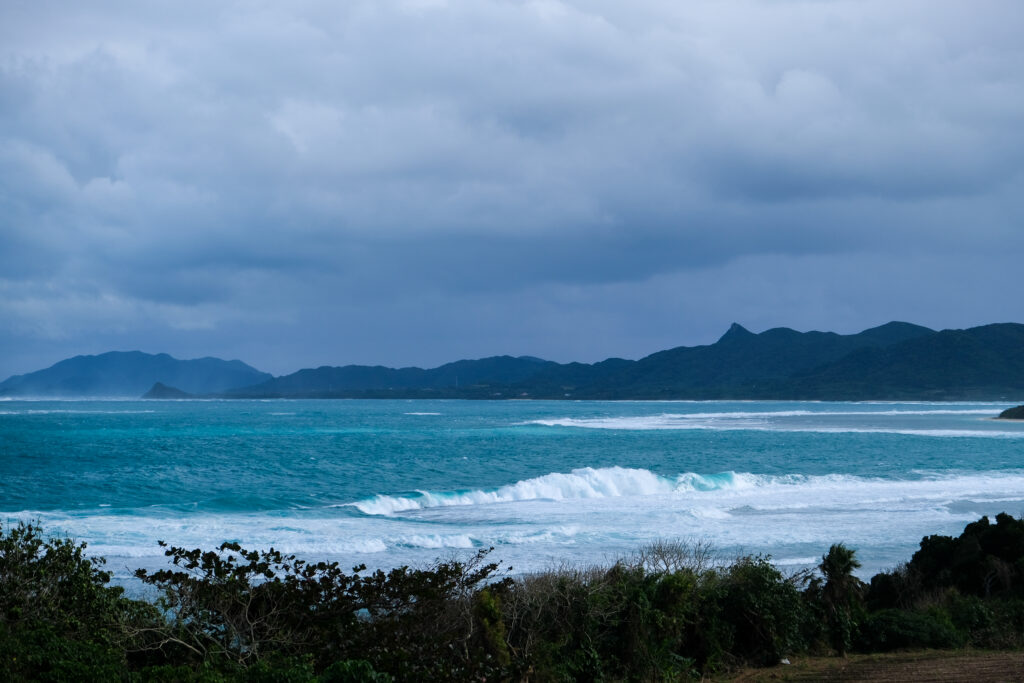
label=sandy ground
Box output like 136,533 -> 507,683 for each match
724,650 -> 1024,682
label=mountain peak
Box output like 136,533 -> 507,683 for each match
718,322 -> 754,343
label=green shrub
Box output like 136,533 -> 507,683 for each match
694,556 -> 807,669
866,563 -> 925,610
909,513 -> 1024,598
320,659 -> 394,682
946,592 -> 995,646
241,655 -> 317,683
0,521 -> 161,680
9,516 -> 1024,680
127,663 -> 231,682
136,542 -> 511,681
856,608 -> 962,652
0,623 -> 128,682
502,561 -> 704,681
502,565 -> 614,680
979,598 -> 1024,649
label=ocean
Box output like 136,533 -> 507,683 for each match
2,399 -> 1023,588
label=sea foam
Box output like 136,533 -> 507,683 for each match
528,411 -> 1023,437
5,399 -> 1023,580
350,466 -> 677,515
348,466 -> 1024,516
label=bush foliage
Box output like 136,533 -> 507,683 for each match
2,514 -> 1023,681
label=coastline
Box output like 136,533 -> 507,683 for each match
5,513 -> 1024,681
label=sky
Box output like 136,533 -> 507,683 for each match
1,0 -> 1023,379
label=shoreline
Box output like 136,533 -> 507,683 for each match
5,513 -> 1024,680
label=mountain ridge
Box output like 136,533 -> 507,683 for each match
222,321 -> 1022,400
3,321 -> 1023,401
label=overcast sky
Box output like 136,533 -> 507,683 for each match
1,0 -> 1022,378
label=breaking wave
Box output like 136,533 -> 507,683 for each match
527,410 -> 1023,437
349,466 -> 1024,516
350,466 -> 681,515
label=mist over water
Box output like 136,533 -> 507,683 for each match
2,399 -> 1023,583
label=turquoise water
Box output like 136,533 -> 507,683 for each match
2,399 -> 1023,582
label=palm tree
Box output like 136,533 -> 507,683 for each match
819,543 -> 863,656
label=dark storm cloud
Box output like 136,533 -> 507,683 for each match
1,0 -> 1023,377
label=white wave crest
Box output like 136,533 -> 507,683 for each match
665,409 -> 999,418
351,466 -> 681,515
531,416 -> 712,430
348,465 -> 1024,518
528,413 -> 1023,437
0,409 -> 158,415
397,534 -> 475,549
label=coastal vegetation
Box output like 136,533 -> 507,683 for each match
3,515 -> 1024,681
998,405 -> 1024,419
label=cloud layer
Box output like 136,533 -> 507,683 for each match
2,0 -> 1023,376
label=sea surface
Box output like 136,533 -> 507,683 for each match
2,399 -> 1023,587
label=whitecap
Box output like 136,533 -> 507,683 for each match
349,466 -> 679,515
526,414 -> 1023,438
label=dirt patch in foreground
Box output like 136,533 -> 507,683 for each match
726,650 -> 1024,682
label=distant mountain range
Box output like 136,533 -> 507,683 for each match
3,322 -> 1024,400
0,351 -> 271,397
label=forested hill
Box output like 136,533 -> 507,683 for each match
0,351 -> 271,397
513,320 -> 938,399
224,355 -> 558,398
223,321 -> 1024,400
